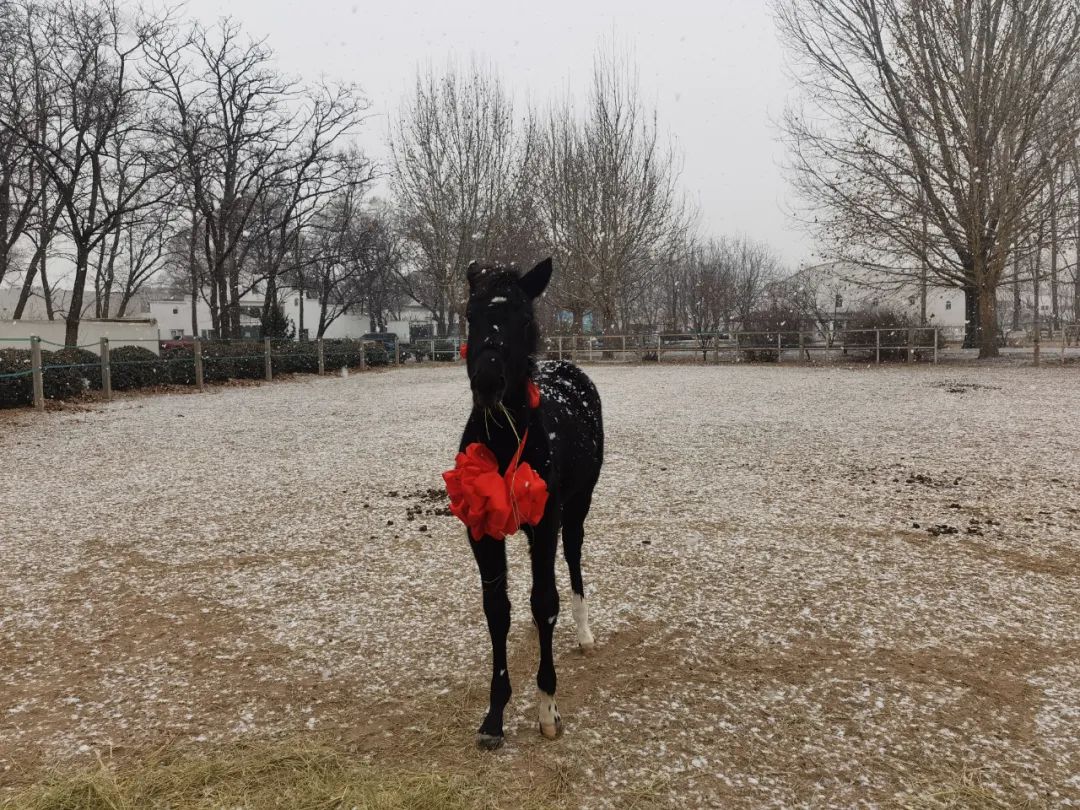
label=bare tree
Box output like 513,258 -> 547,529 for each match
390,61 -> 536,336
2,0 -> 174,344
146,19 -> 369,339
680,240 -> 738,357
538,48 -> 689,334
775,0 -> 1080,357
0,2 -> 39,290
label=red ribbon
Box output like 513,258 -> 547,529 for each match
443,380 -> 547,541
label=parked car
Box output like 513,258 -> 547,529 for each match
159,338 -> 194,351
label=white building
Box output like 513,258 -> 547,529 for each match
788,262 -> 967,339
148,288 -> 436,343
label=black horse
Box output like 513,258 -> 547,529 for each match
456,257 -> 604,749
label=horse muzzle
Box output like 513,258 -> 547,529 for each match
471,353 -> 505,409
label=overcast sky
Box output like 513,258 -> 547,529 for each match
183,0 -> 813,268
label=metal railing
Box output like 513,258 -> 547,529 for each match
541,328 -> 942,365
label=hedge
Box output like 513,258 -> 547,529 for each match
0,348 -> 93,407
109,346 -> 166,390
0,339 -> 389,409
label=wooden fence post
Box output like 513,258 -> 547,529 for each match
100,337 -> 112,401
798,332 -> 805,364
264,338 -> 273,382
777,333 -> 783,363
657,334 -> 663,364
933,328 -> 939,365
317,338 -> 325,375
360,341 -> 367,370
31,335 -> 44,412
194,338 -> 205,391
907,327 -> 915,364
875,329 -> 881,365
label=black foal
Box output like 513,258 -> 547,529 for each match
452,258 -> 604,749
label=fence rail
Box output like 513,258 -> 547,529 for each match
0,335 -> 385,412
541,328 -> 943,365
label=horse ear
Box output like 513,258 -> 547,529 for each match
519,258 -> 553,300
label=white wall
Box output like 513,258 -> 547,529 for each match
151,290 -> 437,342
150,298 -> 262,340
799,263 -> 967,332
0,319 -> 161,354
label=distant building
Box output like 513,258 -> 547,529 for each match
2,284 -> 437,343
148,288 -> 435,342
785,262 -> 967,340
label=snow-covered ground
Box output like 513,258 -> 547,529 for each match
1,364 -> 1078,807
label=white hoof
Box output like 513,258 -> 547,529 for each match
537,690 -> 562,739
571,593 -> 594,650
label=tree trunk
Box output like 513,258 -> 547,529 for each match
976,282 -> 999,359
962,279 -> 979,349
1050,174 -> 1060,333
1033,254 -> 1041,367
0,239 -> 9,292
1074,279 -> 1080,336
190,210 -> 199,338
1012,267 -> 1021,333
94,238 -> 108,318
209,275 -> 220,338
229,266 -> 241,339
41,251 -> 53,320
65,243 -> 91,346
14,250 -> 40,319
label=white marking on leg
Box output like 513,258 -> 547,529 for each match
537,690 -> 561,739
571,593 -> 594,650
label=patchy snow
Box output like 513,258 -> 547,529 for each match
1,364 -> 1078,806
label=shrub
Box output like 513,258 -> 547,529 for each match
364,342 -> 389,367
201,342 -> 264,381
51,347 -> 103,391
0,347 -> 96,407
840,309 -> 927,362
42,349 -> 93,399
110,346 -> 165,390
0,349 -> 34,408
160,346 -> 197,385
739,306 -> 804,362
269,341 -> 319,375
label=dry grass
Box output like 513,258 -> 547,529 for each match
898,767 -> 1041,810
1,740 -> 556,810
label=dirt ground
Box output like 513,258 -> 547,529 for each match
1,364 -> 1078,807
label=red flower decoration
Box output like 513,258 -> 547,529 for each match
443,430 -> 549,541
526,378 -> 541,409
459,342 -> 468,359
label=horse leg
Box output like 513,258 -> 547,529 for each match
470,536 -> 511,750
562,491 -> 595,650
527,516 -> 562,739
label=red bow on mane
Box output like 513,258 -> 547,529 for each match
443,380 -> 547,541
